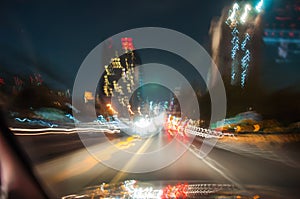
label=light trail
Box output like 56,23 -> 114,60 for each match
62,180 -> 237,199
124,180 -> 163,199
255,0 -> 264,13
226,2 -> 241,86
10,127 -> 120,135
240,4 -> 252,24
230,27 -> 239,85
165,116 -> 234,139
15,117 -> 58,128
231,28 -> 240,59
226,3 -> 239,27
240,33 -> 251,87
241,33 -> 251,51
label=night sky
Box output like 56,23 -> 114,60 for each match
0,0 -> 230,89
0,0 -> 299,93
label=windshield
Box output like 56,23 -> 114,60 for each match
1,0 -> 300,198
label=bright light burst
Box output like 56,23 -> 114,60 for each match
131,112 -> 166,137
241,49 -> 251,87
134,117 -> 151,128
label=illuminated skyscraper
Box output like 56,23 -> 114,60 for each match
208,1 -> 266,90
213,0 -> 300,89
97,37 -> 142,116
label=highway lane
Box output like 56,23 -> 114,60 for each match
15,130 -> 300,198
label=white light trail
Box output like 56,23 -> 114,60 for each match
241,49 -> 251,87
240,33 -> 251,88
10,127 -> 121,136
231,27 -> 239,84
241,33 -> 251,51
226,3 -> 240,26
165,117 -> 228,139
240,4 -> 252,24
255,0 -> 264,13
231,28 -> 239,60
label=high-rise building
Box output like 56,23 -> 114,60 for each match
97,37 -> 142,116
209,0 -> 300,90
208,2 -> 263,89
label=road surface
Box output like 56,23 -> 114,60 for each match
14,127 -> 300,198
